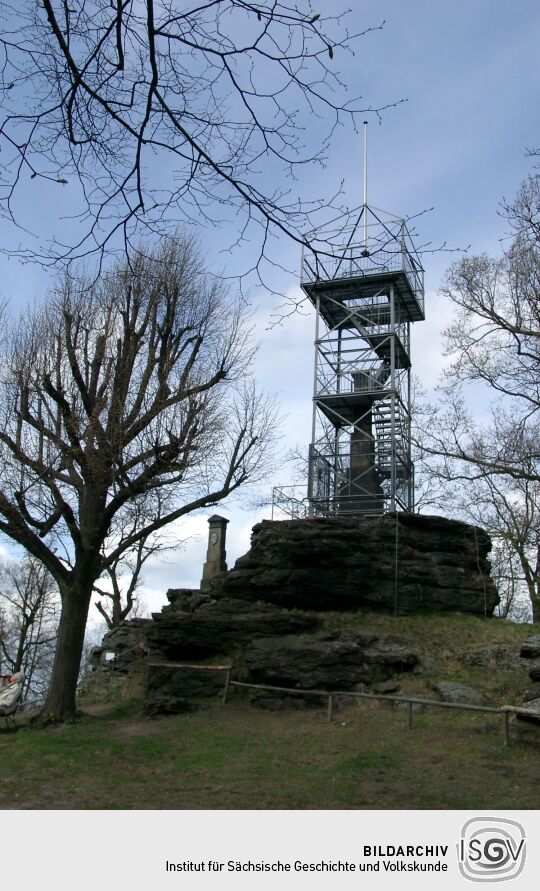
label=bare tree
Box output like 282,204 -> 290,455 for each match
487,541 -> 519,620
0,234 -> 279,721
93,494 -> 177,629
0,2 -> 388,277
417,174 -> 540,479
415,172 -> 540,621
0,556 -> 59,699
463,476 -> 540,622
93,536 -> 154,630
489,539 -> 533,624
416,469 -> 539,622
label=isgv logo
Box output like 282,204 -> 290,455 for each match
458,817 -> 526,882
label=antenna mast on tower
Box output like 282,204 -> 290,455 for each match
363,121 -> 368,252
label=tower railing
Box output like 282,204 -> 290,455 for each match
301,209 -> 425,319
302,243 -> 424,313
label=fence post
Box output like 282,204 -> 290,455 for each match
407,701 -> 413,730
503,710 -> 510,747
327,694 -> 334,723
222,668 -> 231,704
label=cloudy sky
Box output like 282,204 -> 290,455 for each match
1,1 -> 539,622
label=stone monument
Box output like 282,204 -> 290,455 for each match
200,514 -> 229,591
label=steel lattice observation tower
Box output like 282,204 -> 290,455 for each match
273,124 -> 425,519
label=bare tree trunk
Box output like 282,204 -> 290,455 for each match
533,547 -> 540,624
38,580 -> 93,722
13,609 -> 35,673
13,628 -> 27,673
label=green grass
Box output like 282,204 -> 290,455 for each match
321,609 -> 532,703
1,610 -> 536,810
1,694 -> 539,810
322,608 -> 530,651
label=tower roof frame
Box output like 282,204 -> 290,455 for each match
301,203 -> 425,322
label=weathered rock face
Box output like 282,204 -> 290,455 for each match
144,664 -> 226,716
523,683 -> 540,702
433,681 -> 489,706
515,698 -> 540,728
519,637 -> 540,687
212,514 -> 499,616
517,636 -> 540,727
91,514 -> 504,715
89,617 -> 154,673
244,630 -> 419,694
146,594 -> 320,660
520,636 -> 540,660
458,644 -> 521,670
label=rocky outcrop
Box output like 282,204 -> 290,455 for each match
211,514 -> 499,616
88,617 -> 154,674
244,629 -> 419,708
433,681 -> 488,706
520,637 -> 540,688
520,636 -> 540,659
146,592 -> 320,660
517,636 -> 540,729
458,644 -> 521,670
521,697 -> 540,714
523,684 -> 540,703
514,698 -> 540,737
90,514 -> 505,715
144,663 -> 226,716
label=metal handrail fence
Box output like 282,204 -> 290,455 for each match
108,659 -> 536,748
222,677 -> 535,747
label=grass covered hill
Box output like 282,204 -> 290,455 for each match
1,611 -> 537,810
